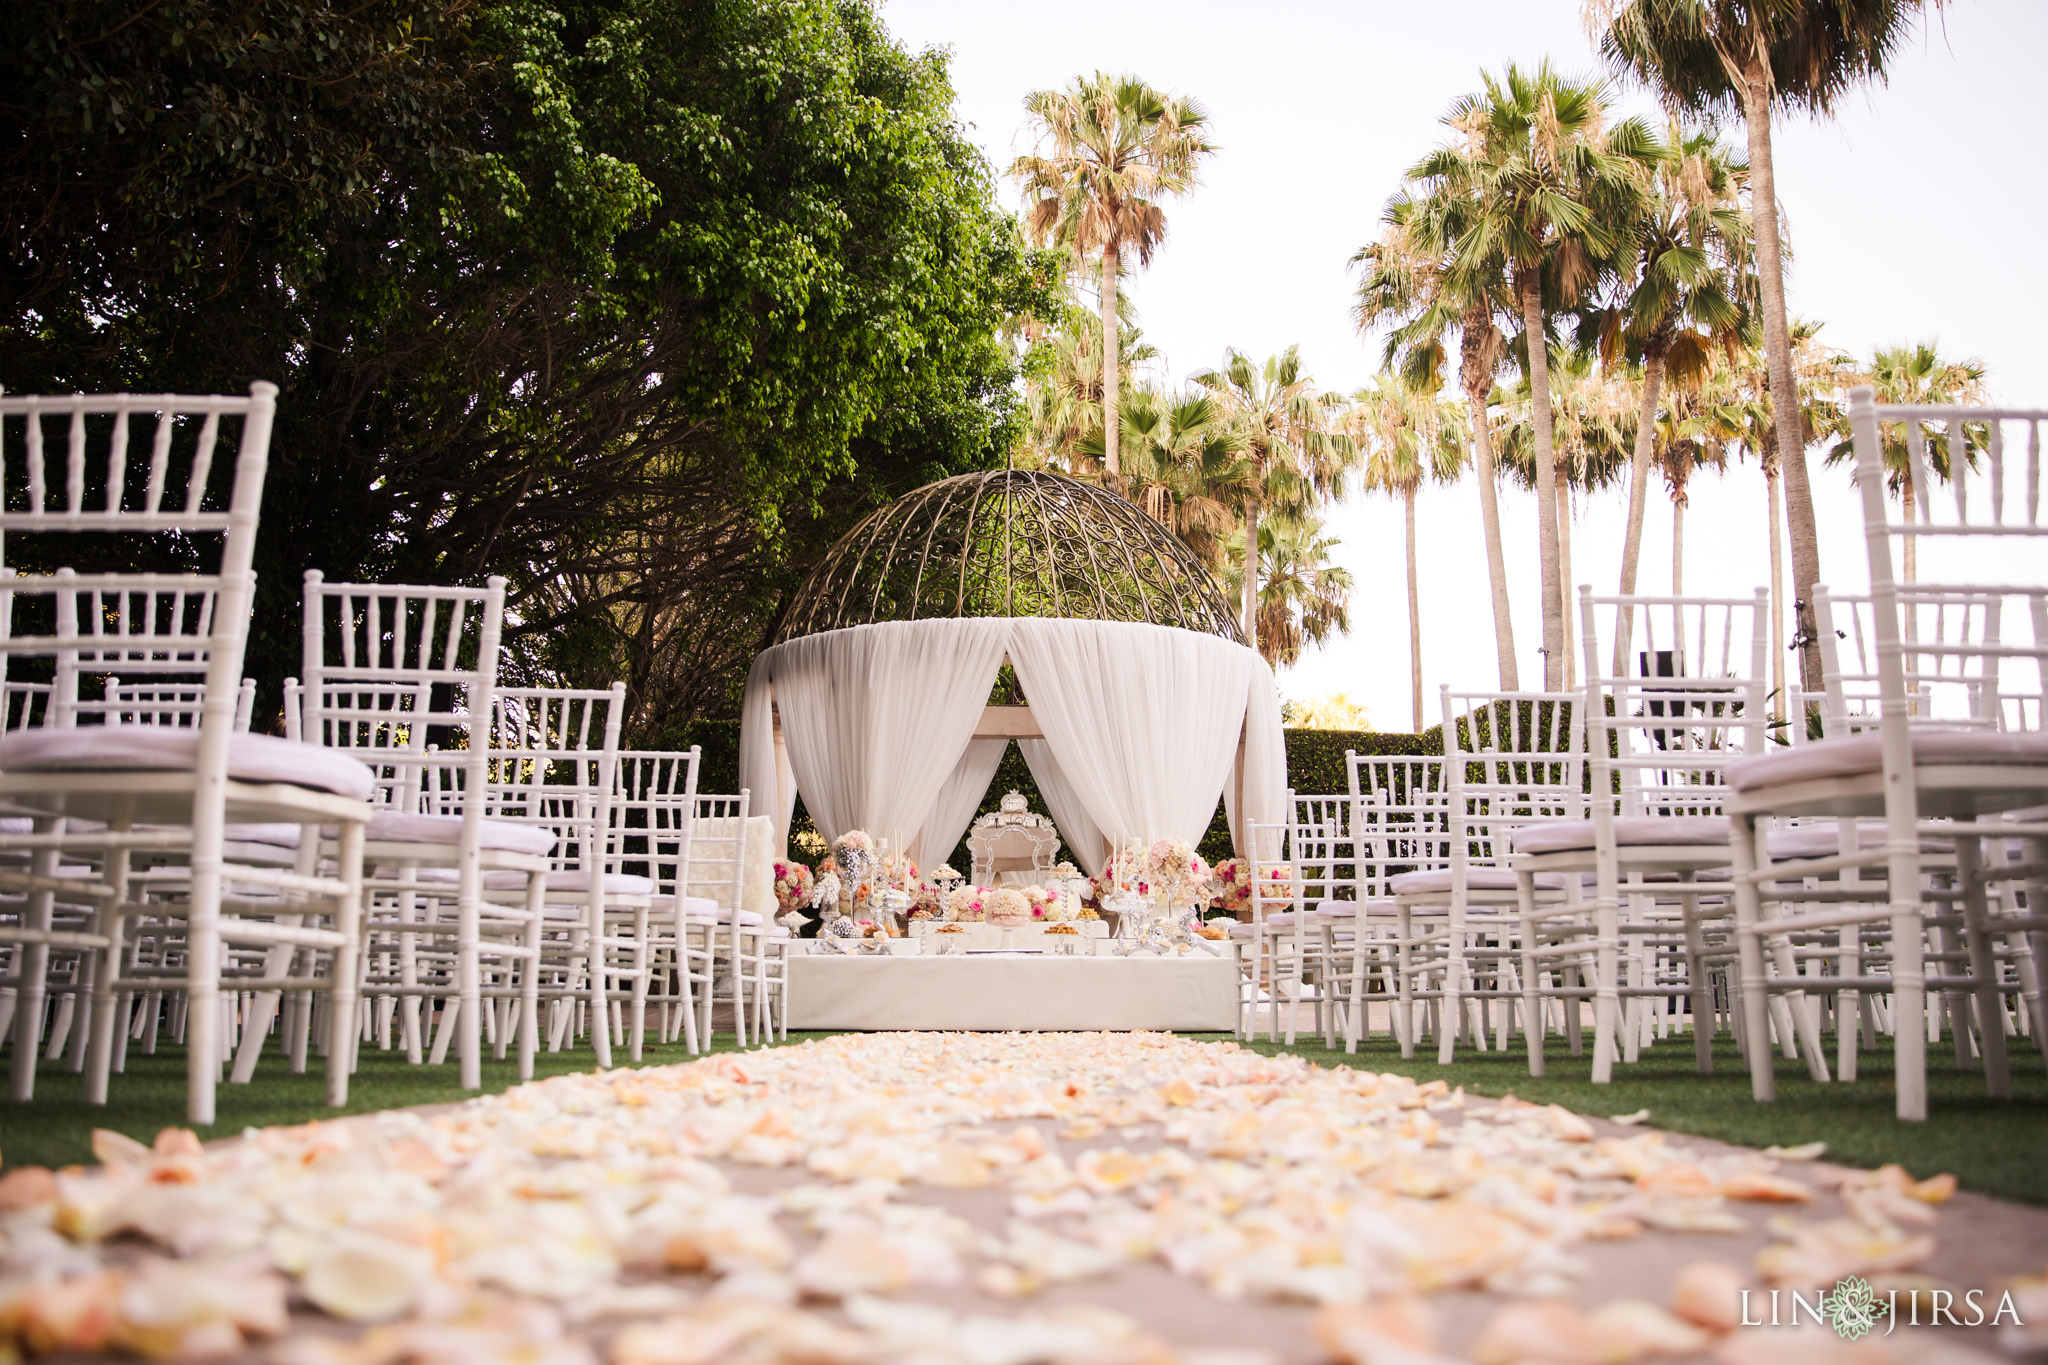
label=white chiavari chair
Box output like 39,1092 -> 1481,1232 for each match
1336,753 -> 1449,1054
0,387 -> 373,1123
682,793 -> 757,1046
1725,389 -> 2048,1120
472,684 -> 647,1076
615,749 -> 707,1053
1390,692 -> 1582,1067
295,571 -> 552,1090
1513,593 -> 1776,1083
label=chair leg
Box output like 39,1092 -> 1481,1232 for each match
1954,837 -> 2012,1100
1729,812 -> 1778,1103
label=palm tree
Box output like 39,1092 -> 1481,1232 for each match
1191,346 -> 1347,651
1493,347 -> 1633,685
1219,511 -> 1356,670
1650,383 -> 1730,594
1022,301 -> 1160,470
1113,385 -> 1252,571
1700,321 -> 1854,717
1419,62 -> 1659,688
1011,74 -> 1214,477
1824,341 -> 1987,583
1593,0 -> 1945,689
1355,194 -> 1521,690
1592,120 -> 1754,632
1349,375 -> 1470,731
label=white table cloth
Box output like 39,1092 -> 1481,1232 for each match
785,949 -> 1239,1031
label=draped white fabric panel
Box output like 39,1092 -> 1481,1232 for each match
763,620 -> 1010,848
1019,738 -> 1109,878
917,736 -> 1009,869
735,618 -> 1287,868
1225,653 -> 1290,862
736,653 -> 792,849
1006,619 -> 1248,860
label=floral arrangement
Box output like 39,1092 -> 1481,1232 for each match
880,852 -> 919,888
1212,859 -> 1296,915
944,885 -> 989,922
1021,885 -> 1055,920
834,830 -> 874,855
772,861 -> 815,918
986,887 -> 1030,927
1090,844 -> 1152,902
907,883 -> 945,920
1145,838 -> 1212,906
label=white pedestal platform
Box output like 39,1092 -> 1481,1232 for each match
784,947 -> 1240,1032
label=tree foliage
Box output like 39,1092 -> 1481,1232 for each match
3,0 -> 1053,731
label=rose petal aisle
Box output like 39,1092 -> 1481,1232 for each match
2,1033 -> 2042,1365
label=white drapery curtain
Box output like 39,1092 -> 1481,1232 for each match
758,619 -> 1009,849
1224,652 -> 1290,862
1018,739 -> 1109,877
1006,619 -> 1250,866
736,618 -> 1287,869
917,736 -> 1008,870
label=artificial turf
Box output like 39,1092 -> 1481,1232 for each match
1238,1028 -> 2048,1206
3,1026 -> 2044,1205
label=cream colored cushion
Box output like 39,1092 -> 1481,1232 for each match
1510,815 -> 1730,855
0,725 -> 373,800
1726,731 -> 2048,793
1390,866 -> 1567,894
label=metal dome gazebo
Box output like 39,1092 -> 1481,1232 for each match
772,470 -> 1243,644
739,470 -> 1286,876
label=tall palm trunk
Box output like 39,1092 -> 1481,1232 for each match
1405,482 -> 1423,731
1764,442 -> 1787,724
1242,496 -> 1260,646
1739,69 -> 1822,691
1519,273 -> 1566,689
1462,360 -> 1519,691
1900,468 -> 1917,584
1672,486 -> 1687,597
1557,479 -> 1576,690
1615,351 -> 1666,673
1101,243 -> 1121,477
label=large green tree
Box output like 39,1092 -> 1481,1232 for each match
3,0 -> 1049,731
1593,0 -> 1942,689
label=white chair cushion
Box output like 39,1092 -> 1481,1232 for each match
1761,822 -> 1951,860
365,811 -> 557,855
1510,815 -> 1730,855
1389,866 -> 1567,894
656,894 -> 754,924
224,823 -> 304,848
1726,731 -> 2048,793
0,726 -> 374,801
480,869 -> 656,895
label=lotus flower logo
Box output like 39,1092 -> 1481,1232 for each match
1822,1275 -> 1884,1341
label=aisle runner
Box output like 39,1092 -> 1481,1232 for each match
0,1034 -> 2028,1365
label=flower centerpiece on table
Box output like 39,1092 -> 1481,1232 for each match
772,861 -> 815,917
986,887 -> 1031,927
1210,859 -> 1249,917
907,882 -> 944,921
945,885 -> 988,922
1145,839 -> 1211,910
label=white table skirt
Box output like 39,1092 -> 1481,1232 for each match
784,949 -> 1240,1032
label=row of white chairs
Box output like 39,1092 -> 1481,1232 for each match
1236,389 -> 2047,1122
0,388 -> 785,1124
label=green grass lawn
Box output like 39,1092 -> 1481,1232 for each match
1235,1028 -> 2048,1205
5,1027 -> 2045,1205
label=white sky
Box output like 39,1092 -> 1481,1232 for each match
881,0 -> 2047,731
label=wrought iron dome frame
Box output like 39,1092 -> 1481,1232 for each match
772,470 -> 1244,645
